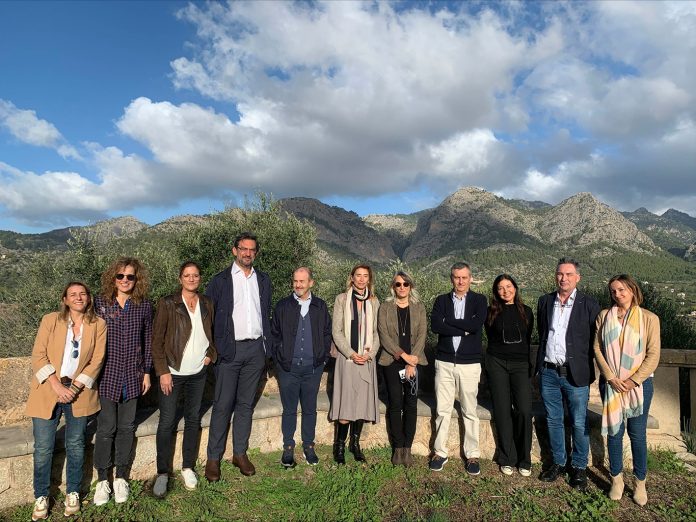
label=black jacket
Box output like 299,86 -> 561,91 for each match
270,294 -> 332,371
535,290 -> 600,387
431,290 -> 487,364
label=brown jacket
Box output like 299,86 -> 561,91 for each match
151,293 -> 217,376
593,307 -> 661,385
377,300 -> 428,367
26,312 -> 107,419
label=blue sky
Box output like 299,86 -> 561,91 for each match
1,1 -> 695,232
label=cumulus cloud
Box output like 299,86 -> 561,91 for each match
0,100 -> 80,160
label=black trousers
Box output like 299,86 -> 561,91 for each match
94,396 -> 139,480
156,366 -> 207,474
382,361 -> 418,448
485,353 -> 533,469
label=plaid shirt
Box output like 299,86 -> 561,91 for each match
95,295 -> 153,402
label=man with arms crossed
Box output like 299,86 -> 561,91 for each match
204,232 -> 272,479
270,267 -> 332,467
537,257 -> 600,491
429,262 -> 487,475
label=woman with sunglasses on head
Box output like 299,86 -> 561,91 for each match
484,274 -> 534,477
27,282 -> 106,521
151,261 -> 217,498
92,257 -> 153,506
330,264 -> 380,464
377,271 -> 427,467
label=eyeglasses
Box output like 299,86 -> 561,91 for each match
70,339 -> 79,359
394,282 -> 410,288
116,274 -> 136,281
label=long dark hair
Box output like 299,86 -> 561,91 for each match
487,274 -> 528,326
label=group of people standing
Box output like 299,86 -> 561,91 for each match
25,232 -> 660,520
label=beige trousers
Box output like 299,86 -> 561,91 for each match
433,360 -> 481,459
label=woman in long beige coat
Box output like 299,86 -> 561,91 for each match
377,270 -> 427,467
26,282 -> 106,521
330,264 -> 380,464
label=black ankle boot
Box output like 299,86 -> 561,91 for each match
349,420 -> 366,462
333,422 -> 349,464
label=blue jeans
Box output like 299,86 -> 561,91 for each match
276,362 -> 324,447
540,367 -> 590,469
33,402 -> 88,498
603,377 -> 654,480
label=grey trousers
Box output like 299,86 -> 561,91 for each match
206,338 -> 266,458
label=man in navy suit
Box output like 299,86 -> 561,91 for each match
536,257 -> 599,491
429,262 -> 488,475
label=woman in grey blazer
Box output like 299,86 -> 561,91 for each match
377,271 -> 428,467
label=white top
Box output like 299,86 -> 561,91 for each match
231,262 -> 263,340
451,292 -> 467,353
294,292 -> 312,317
545,289 -> 577,365
171,297 -> 209,376
60,321 -> 82,379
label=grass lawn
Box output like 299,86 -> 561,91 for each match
4,447 -> 696,521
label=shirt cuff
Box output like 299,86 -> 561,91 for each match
35,364 -> 56,384
75,373 -> 94,389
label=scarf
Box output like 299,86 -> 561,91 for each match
601,306 -> 645,436
343,286 -> 374,357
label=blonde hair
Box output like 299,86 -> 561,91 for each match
59,281 -> 97,323
345,264 -> 375,298
608,274 -> 643,307
387,270 -> 420,303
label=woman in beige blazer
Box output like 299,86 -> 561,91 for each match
26,282 -> 106,521
377,270 -> 427,467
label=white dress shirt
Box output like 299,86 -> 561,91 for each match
545,289 -> 577,365
171,297 -> 209,376
231,262 -> 263,340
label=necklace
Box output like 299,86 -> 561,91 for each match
183,293 -> 198,312
397,306 -> 409,337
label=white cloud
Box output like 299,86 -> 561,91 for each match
0,99 -> 80,160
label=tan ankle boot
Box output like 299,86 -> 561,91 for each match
633,477 -> 647,506
609,474 -> 624,500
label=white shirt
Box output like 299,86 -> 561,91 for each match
231,262 -> 263,340
171,297 -> 209,376
60,321 -> 82,379
294,292 -> 312,317
451,292 -> 467,353
545,289 -> 577,365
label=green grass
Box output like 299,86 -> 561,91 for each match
3,447 -> 696,521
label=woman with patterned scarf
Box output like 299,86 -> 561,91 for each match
594,274 -> 660,506
329,264 -> 380,464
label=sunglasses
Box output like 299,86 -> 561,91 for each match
116,273 -> 136,281
394,282 -> 410,288
70,339 -> 79,359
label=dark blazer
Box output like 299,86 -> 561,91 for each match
205,264 -> 272,364
431,290 -> 487,364
535,290 -> 600,387
151,293 -> 217,376
270,294 -> 332,372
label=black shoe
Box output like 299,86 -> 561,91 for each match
281,445 -> 296,468
349,421 -> 367,463
303,444 -> 319,466
540,463 -> 565,482
569,467 -> 588,491
333,423 -> 349,464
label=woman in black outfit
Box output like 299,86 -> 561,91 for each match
485,274 -> 534,477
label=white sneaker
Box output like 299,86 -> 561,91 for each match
500,465 -> 514,476
32,496 -> 48,521
64,491 -> 80,517
181,468 -> 198,490
93,480 -> 111,506
519,467 -> 532,477
153,474 -> 168,498
113,478 -> 130,504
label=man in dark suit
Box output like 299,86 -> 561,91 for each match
204,232 -> 272,479
429,262 -> 487,475
536,257 -> 600,491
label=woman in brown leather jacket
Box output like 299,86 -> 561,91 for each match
151,261 -> 217,498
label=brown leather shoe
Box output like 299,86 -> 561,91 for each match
205,459 -> 220,482
232,453 -> 256,476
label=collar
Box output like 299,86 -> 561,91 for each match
231,262 -> 255,278
555,288 -> 577,305
452,291 -> 467,301
293,292 -> 312,304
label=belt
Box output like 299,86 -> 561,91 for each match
236,337 -> 260,343
544,362 -> 568,375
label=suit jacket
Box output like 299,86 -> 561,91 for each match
205,263 -> 272,363
26,312 -> 107,419
536,290 -> 600,387
377,300 -> 428,367
431,290 -> 487,364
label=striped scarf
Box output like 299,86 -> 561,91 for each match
601,306 -> 645,436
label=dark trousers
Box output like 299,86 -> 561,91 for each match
276,362 -> 325,447
486,353 -> 533,469
94,397 -> 138,480
156,367 -> 207,474
382,361 -> 418,448
207,338 -> 266,458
